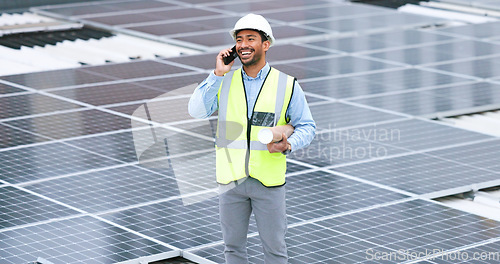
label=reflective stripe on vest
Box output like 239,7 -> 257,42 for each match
216,67 -> 294,186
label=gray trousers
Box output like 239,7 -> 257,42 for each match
219,177 -> 288,264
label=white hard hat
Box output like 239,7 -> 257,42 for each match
229,13 -> 275,46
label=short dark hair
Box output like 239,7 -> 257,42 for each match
235,29 -> 268,43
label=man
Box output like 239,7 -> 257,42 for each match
188,13 -> 315,264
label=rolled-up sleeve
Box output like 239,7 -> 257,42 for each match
286,81 -> 316,152
188,71 -> 223,119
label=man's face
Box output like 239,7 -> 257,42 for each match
235,29 -> 270,67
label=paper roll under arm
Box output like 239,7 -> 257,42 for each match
258,124 -> 294,144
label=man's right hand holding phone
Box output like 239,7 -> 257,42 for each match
214,46 -> 236,76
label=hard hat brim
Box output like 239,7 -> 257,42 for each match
229,28 -> 275,46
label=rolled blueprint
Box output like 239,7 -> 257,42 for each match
257,124 -> 294,144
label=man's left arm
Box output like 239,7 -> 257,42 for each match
285,81 -> 316,153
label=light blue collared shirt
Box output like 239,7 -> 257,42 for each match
188,63 -> 316,152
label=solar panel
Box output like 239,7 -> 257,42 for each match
309,101 -> 405,130
99,197 -> 228,250
99,0 -> 176,12
80,60 -> 195,80
98,169 -> 409,251
202,1 -> 284,13
63,128 -> 150,164
0,82 -> 26,94
38,4 -> 116,17
365,40 -> 500,65
302,29 -> 457,53
273,55 -> 403,78
434,0 -> 500,12
132,71 -> 200,88
289,135 -> 409,167
24,164 -> 183,213
332,152 -> 499,197
0,186 -> 79,229
4,109 -> 138,140
42,1 -> 177,18
171,24 -> 326,48
0,94 -> 80,120
163,44 -> 336,71
205,0 -> 342,10
434,21 -> 500,39
85,8 -> 222,27
259,3 -> 390,23
285,171 -> 409,222
0,142 -> 121,184
0,68 -> 114,90
126,21 -> 220,37
421,81 -> 500,107
427,55 -> 500,79
426,139 -> 500,173
0,124 -> 48,148
337,119 -> 492,152
300,68 -> 474,99
427,240 -> 500,263
300,13 -> 445,33
49,82 -> 167,106
349,89 -> 475,117
0,215 -> 177,264
190,199 -> 500,263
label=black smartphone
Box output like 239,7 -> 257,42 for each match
223,45 -> 237,65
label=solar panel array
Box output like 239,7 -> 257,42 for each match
432,0 -> 500,12
1,0 -> 500,263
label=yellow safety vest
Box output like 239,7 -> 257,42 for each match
216,67 -> 294,187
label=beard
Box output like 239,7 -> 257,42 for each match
239,48 -> 264,67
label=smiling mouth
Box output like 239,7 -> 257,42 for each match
240,50 -> 253,58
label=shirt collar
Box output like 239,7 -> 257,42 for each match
241,63 -> 270,81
